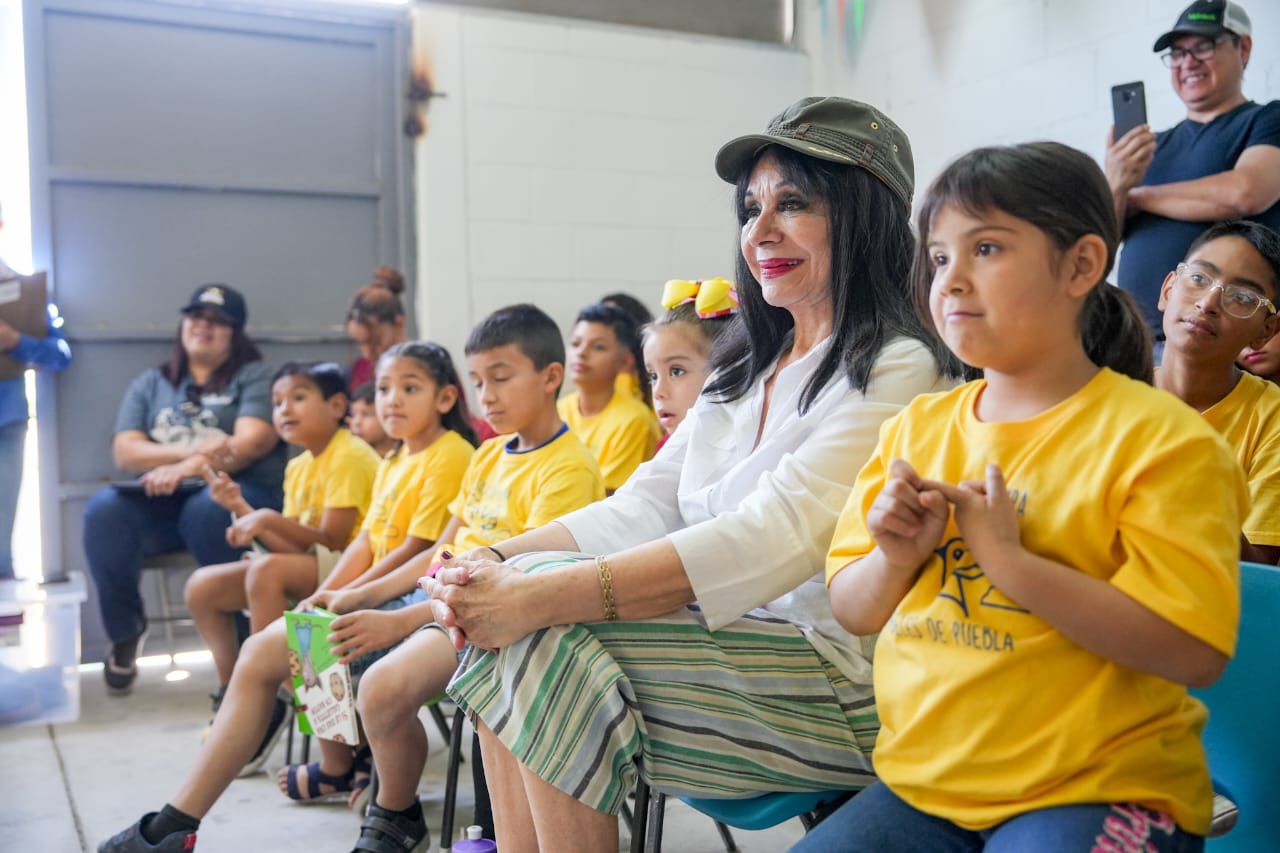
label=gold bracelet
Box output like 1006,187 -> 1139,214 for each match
595,554 -> 618,622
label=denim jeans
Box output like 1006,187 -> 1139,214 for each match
0,419 -> 26,579
82,481 -> 282,644
790,781 -> 1204,853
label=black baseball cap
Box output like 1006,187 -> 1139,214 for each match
180,283 -> 247,327
714,96 -> 915,207
1153,0 -> 1252,52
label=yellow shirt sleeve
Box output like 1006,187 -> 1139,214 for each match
319,430 -> 380,511
1202,373 -> 1280,547
406,431 -> 475,544
281,452 -> 309,520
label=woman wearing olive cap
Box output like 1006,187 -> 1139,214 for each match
425,97 -> 959,852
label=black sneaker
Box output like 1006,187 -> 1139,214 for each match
98,813 -> 196,852
237,687 -> 291,777
103,628 -> 148,695
352,802 -> 429,853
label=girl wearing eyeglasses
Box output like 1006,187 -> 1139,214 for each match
1156,218 -> 1280,565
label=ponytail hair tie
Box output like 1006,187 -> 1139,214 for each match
660,277 -> 739,319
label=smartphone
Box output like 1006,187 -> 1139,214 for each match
1111,81 -> 1147,140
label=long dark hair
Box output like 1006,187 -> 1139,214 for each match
377,341 -> 478,447
160,323 -> 263,392
912,141 -> 1151,382
575,302 -> 652,407
705,145 -> 955,413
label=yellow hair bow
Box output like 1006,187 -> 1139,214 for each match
661,277 -> 739,319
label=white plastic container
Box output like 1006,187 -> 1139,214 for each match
0,573 -> 86,727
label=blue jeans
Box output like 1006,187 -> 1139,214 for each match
790,781 -> 1203,853
83,481 -> 282,644
0,419 -> 26,579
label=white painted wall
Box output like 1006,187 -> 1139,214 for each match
411,6 -> 809,370
796,0 -> 1280,209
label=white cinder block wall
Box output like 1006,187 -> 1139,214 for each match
797,0 -> 1280,212
411,6 -> 809,374
412,0 -> 1279,378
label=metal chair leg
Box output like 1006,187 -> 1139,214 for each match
648,792 -> 666,853
154,568 -> 177,652
428,702 -> 455,745
440,706 -> 466,851
713,820 -> 739,852
630,780 -> 651,853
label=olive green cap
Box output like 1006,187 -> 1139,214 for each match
714,96 -> 915,207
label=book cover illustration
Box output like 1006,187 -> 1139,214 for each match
284,608 -> 359,744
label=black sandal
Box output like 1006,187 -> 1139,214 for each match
279,759 -> 358,804
352,803 -> 430,853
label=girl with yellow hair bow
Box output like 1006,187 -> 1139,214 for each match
645,278 -> 740,448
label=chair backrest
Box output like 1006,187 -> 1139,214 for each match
1190,561 -> 1280,852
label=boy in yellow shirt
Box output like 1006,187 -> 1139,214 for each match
1156,220 -> 1280,564
186,362 -> 380,691
559,302 -> 660,493
340,303 -> 604,852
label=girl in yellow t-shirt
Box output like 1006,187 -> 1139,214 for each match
187,362 -> 380,689
807,143 -> 1244,852
643,277 -> 739,451
559,302 -> 660,493
271,340 -> 477,803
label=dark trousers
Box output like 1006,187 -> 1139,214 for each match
83,482 -> 281,644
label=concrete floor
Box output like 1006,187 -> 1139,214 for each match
1,656 -> 804,852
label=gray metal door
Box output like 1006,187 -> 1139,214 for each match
23,0 -> 413,659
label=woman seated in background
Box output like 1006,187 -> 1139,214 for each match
426,96 -> 959,853
82,284 -> 285,694
347,268 -> 496,443
345,267 -> 408,393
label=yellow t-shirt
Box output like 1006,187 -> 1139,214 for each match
558,390 -> 660,491
363,430 -> 475,563
1201,370 -> 1280,547
614,371 -> 644,401
281,428 -> 381,547
445,426 -> 605,553
826,369 -> 1244,835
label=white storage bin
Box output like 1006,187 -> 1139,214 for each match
0,573 -> 87,727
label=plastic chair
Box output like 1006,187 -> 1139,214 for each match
1190,561 -> 1280,852
629,778 -> 853,852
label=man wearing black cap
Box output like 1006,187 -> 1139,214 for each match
1107,0 -> 1280,347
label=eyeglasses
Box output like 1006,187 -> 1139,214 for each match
1160,34 -> 1238,67
1175,263 -> 1277,319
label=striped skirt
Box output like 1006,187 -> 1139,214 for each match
446,552 -> 879,815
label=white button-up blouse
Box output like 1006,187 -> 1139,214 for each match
557,335 -> 954,684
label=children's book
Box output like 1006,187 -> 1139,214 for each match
284,608 -> 359,744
